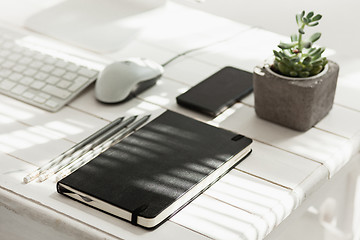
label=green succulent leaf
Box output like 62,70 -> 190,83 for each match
312,53 -> 321,61
282,57 -> 292,67
305,63 -> 313,71
312,58 -> 325,66
290,34 -> 298,42
306,12 -> 314,19
296,14 -> 302,26
290,71 -> 298,77
294,63 -> 303,71
303,56 -> 312,65
283,49 -> 294,57
312,14 -> 322,21
299,71 -> 310,77
309,47 -> 322,56
323,58 -> 328,66
273,50 -> 281,58
278,51 -> 288,58
311,47 -> 326,58
310,65 -> 323,75
302,41 -> 312,48
308,47 -> 316,54
309,32 -> 321,43
308,22 -> 319,27
300,10 -> 305,18
278,62 -> 289,74
278,42 -> 297,49
273,10 -> 325,77
291,57 -> 300,63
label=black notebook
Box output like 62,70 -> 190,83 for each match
57,111 -> 252,229
176,66 -> 253,117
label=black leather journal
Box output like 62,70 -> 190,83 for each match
176,66 -> 253,117
57,111 -> 252,229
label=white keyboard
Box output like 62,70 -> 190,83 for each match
0,26 -> 99,112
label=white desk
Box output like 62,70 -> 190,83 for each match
1,1 -> 360,240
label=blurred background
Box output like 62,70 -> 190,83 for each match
174,0 -> 358,60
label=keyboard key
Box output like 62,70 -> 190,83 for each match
11,84 -> 27,94
2,60 -> 15,68
35,72 -> 49,81
42,85 -> 71,99
30,61 -> 44,69
22,91 -> 35,99
39,92 -> 50,99
45,99 -> 59,108
33,53 -> 45,61
44,56 -> 56,64
31,80 -> 45,89
23,49 -> 35,57
78,67 -> 97,78
74,76 -> 88,84
63,72 -> 77,81
0,80 -> 16,90
66,63 -> 79,72
34,96 -> 46,103
8,53 -> 21,61
0,69 -> 11,77
69,82 -> 84,92
13,65 -> 27,73
0,49 -> 11,57
40,64 -> 54,73
18,57 -> 32,65
46,76 -> 60,84
2,42 -> 14,49
0,50 -> 10,57
12,46 -> 24,53
24,69 -> 37,76
55,59 -> 67,68
20,77 -> 34,85
52,68 -> 66,77
9,73 -> 22,82
69,76 -> 89,92
57,80 -> 72,88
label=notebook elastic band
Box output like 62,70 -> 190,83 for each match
131,204 -> 148,225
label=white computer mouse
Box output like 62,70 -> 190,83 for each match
95,58 -> 164,103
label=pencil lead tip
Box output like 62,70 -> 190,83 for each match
144,115 -> 151,120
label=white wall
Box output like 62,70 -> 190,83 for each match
173,0 -> 359,58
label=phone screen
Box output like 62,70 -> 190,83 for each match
176,66 -> 253,117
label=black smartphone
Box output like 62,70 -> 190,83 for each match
176,66 -> 253,117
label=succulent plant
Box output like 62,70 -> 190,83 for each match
272,11 -> 328,78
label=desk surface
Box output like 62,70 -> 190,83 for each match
1,1 -> 360,240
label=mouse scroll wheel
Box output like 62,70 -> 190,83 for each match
124,61 -> 132,65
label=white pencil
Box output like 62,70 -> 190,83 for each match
23,116 -> 126,183
56,115 -> 151,181
37,115 -> 137,182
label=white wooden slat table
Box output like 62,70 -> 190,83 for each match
0,1 -> 360,240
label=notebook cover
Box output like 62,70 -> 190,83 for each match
176,66 -> 253,117
57,110 -> 252,228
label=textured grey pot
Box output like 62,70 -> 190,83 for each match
253,60 -> 339,131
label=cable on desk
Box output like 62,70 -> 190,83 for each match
161,27 -> 255,67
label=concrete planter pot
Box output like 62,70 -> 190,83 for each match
253,60 -> 339,131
